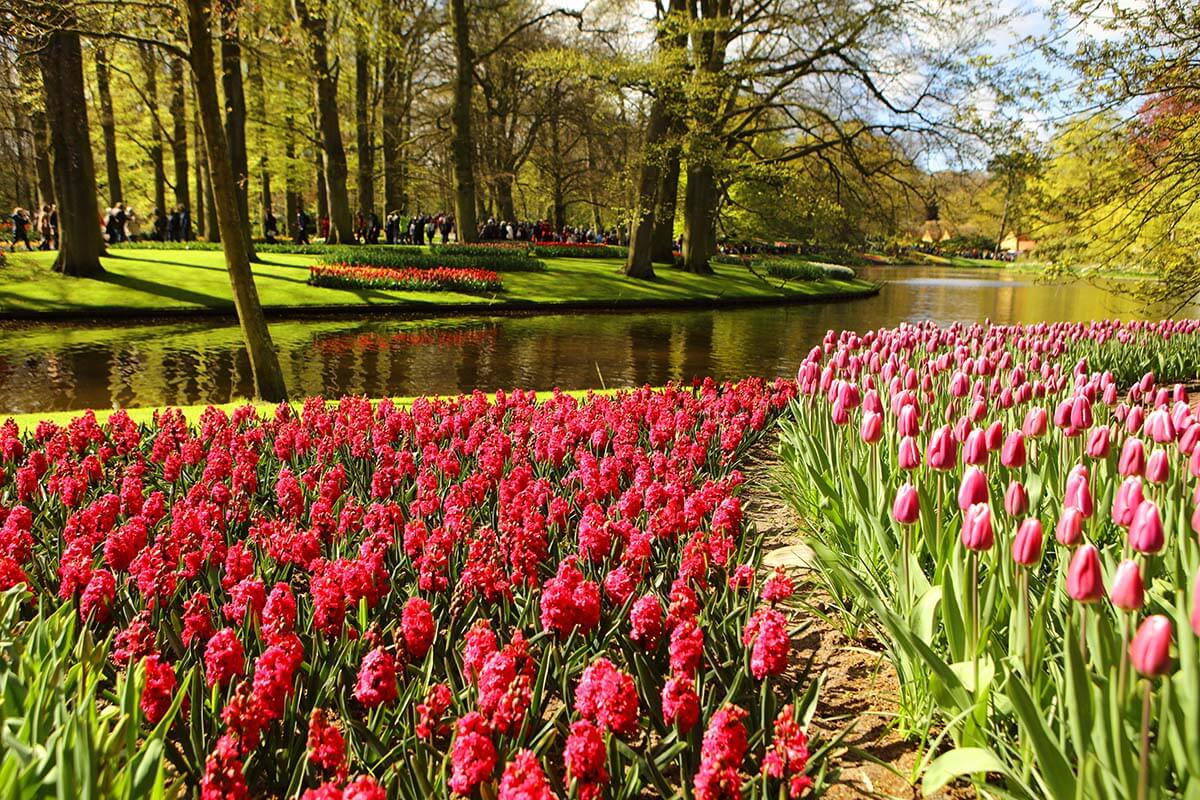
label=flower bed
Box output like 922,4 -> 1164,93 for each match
329,248 -> 543,273
529,243 -> 628,260
309,264 -> 504,294
778,319 -> 1200,799
0,381 -> 825,798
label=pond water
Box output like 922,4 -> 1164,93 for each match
1,265 -> 1193,415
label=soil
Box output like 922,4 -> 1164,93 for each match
742,452 -> 975,800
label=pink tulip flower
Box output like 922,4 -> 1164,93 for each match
927,425 -> 957,471
1056,507 -> 1084,546
1004,480 -> 1028,517
960,503 -> 994,551
1065,465 -> 1093,518
1126,405 -> 1145,435
898,436 -> 921,470
892,483 -> 920,525
957,467 -> 988,510
1119,438 -> 1146,477
1066,544 -> 1104,603
860,411 -> 883,444
1023,407 -> 1048,438
1146,409 -> 1175,444
1012,518 -> 1043,566
1129,615 -> 1173,678
1146,449 -> 1169,484
1112,477 -> 1145,527
963,429 -> 988,466
1085,426 -> 1110,458
1000,430 -> 1026,469
1129,500 -> 1165,554
985,420 -> 1004,451
897,404 -> 919,437
1109,560 -> 1145,611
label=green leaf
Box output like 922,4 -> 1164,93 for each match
923,747 -> 1008,797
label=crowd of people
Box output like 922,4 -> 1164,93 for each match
476,218 -> 627,245
8,206 -> 58,252
99,203 -> 193,244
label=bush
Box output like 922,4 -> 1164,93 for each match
325,248 -> 543,273
309,263 -> 503,293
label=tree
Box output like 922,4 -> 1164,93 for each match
293,0 -> 355,243
138,43 -> 167,216
94,46 -> 123,204
448,0 -> 478,242
219,0 -> 254,253
183,0 -> 288,401
170,56 -> 191,238
36,17 -> 105,276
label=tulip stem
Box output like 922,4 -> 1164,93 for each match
900,523 -> 911,609
1080,605 -> 1089,665
1118,613 -> 1130,697
1138,679 -> 1152,800
970,552 -> 979,683
1021,567 -> 1031,675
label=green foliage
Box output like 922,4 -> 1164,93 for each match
0,588 -> 186,799
760,260 -> 827,281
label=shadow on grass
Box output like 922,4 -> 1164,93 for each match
101,270 -> 231,308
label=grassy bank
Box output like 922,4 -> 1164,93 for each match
0,248 -> 877,319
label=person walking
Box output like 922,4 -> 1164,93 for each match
295,208 -> 311,244
10,208 -> 32,251
37,205 -> 53,250
264,208 -> 278,243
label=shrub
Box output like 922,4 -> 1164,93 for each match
761,259 -> 827,281
309,263 -> 503,293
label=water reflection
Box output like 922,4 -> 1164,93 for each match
0,266 -> 1193,414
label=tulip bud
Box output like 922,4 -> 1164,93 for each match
860,411 -> 883,444
1109,560 -> 1145,611
957,467 -> 989,510
963,429 -> 988,466
898,436 -> 921,470
1146,449 -> 1169,484
1004,480 -> 1028,517
1070,395 -> 1093,431
897,404 -> 919,437
984,420 -> 1004,451
1112,477 -> 1144,527
961,503 -> 994,551
892,483 -> 920,525
1085,426 -> 1110,458
1119,437 -> 1146,477
1066,543 -> 1104,603
1001,431 -> 1027,469
1064,465 -> 1094,519
1129,500 -> 1165,554
1023,407 -> 1048,438
1012,518 -> 1043,566
1180,424 -> 1200,457
927,425 -> 957,471
1126,405 -> 1145,435
1129,615 -> 1173,678
831,400 -> 850,426
1056,506 -> 1084,546
1146,409 -> 1175,443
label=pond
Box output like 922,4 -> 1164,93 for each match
0,265 -> 1192,414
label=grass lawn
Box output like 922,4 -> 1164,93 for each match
902,251 -> 1046,271
0,249 -> 877,318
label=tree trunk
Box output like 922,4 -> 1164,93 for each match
250,59 -> 273,230
314,122 -> 328,221
681,161 -> 717,274
651,134 -> 681,263
94,47 -> 123,204
139,44 -> 168,217
284,114 -> 300,234
625,97 -> 670,279
449,0 -> 478,242
585,133 -> 603,230
494,175 -> 515,222
293,0 -> 354,244
219,0 -> 255,256
195,104 -> 219,242
184,0 -> 288,402
31,108 -> 54,206
170,58 -> 191,238
354,39 -> 374,216
381,54 -> 405,214
38,27 -> 105,276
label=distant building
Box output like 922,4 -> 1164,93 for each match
1000,231 -> 1037,253
918,202 -> 955,243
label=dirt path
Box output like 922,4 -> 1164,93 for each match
743,452 -> 974,800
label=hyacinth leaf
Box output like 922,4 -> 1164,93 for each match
922,747 -> 1022,798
